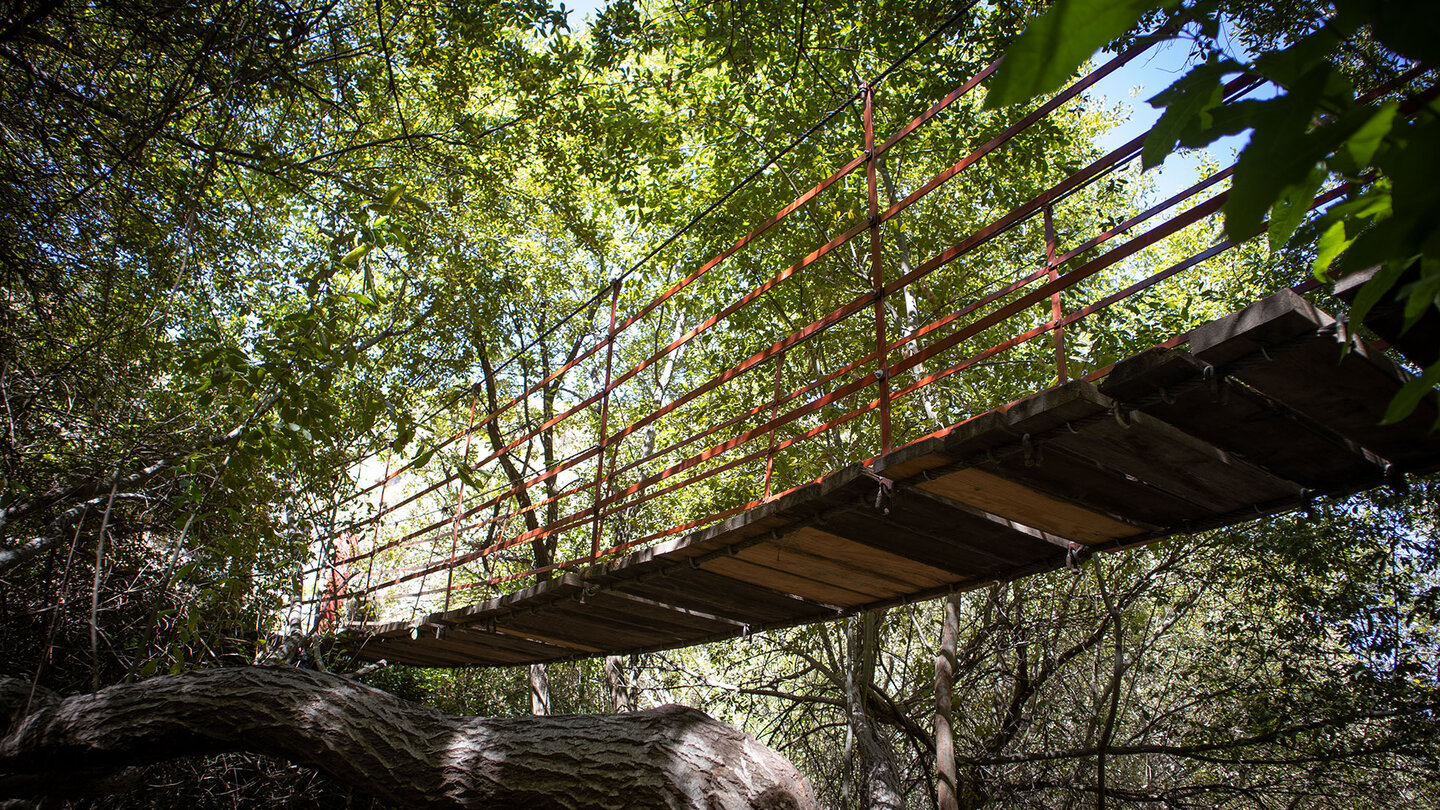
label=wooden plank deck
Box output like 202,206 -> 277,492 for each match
343,290 -> 1440,667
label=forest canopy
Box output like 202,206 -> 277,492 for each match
0,0 -> 1437,807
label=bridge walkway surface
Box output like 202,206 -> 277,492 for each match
345,289 -> 1440,667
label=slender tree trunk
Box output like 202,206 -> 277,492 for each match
529,662 -> 552,716
845,612 -> 904,809
934,594 -> 961,810
605,655 -> 633,713
0,668 -> 819,810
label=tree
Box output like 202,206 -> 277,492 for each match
987,0 -> 1440,419
3,0 -> 1438,806
0,667 -> 819,809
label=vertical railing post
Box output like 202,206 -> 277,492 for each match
360,457 -> 390,632
1043,204 -> 1068,384
763,349 -> 786,500
590,279 -> 622,562
864,83 -> 893,454
443,395 -> 480,614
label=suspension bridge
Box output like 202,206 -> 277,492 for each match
310,24 -> 1440,668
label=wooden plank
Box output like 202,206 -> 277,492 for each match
779,527 -> 959,589
700,555 -> 876,608
1003,380 -> 1117,434
1198,329 -> 1440,473
874,384 -> 1110,483
534,600 -> 700,647
377,635 -> 503,668
821,497 -> 1058,575
1049,410 -> 1303,514
928,383 -> 1113,464
732,541 -> 912,599
980,446 -> 1206,529
1334,264 -> 1440,368
1102,347 -> 1388,490
917,468 -> 1144,545
874,440 -> 951,481
580,590 -> 744,637
490,624 -> 609,654
499,604 -> 683,650
612,568 -> 841,625
442,626 -> 576,663
590,464 -> 871,579
1189,288 -> 1334,367
424,574 -> 585,627
400,628 -> 561,666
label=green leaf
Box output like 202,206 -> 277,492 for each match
1251,24 -> 1344,88
985,0 -> 1173,109
380,182 -> 407,210
392,423 -> 415,453
1346,258 -> 1408,329
1381,361 -> 1440,425
340,242 -> 374,266
455,464 -> 485,493
1313,218 -> 1353,280
1226,64 -> 1338,241
1337,0 -> 1440,65
1143,58 -> 1241,169
1268,167 -> 1328,253
1398,264 -> 1440,331
1338,101 -> 1399,171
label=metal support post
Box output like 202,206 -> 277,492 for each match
443,395 -> 479,614
591,279 -> 622,562
1043,204 -> 1068,383
763,350 -> 787,499
865,83 -> 893,454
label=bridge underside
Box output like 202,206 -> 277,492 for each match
344,290 -> 1440,668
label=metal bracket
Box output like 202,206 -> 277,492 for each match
1202,365 -> 1222,401
1386,463 -> 1410,495
1111,406 -> 1131,430
873,475 -> 894,515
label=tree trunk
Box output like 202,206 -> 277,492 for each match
529,661 -> 552,716
605,655 -> 634,713
845,612 -> 904,809
934,594 -> 960,810
0,668 -> 819,810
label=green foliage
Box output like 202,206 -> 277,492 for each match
985,0 -> 1174,108
1004,0 -> 1440,423
2,0 -> 1438,806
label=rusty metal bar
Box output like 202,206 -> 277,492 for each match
342,47 -> 1121,525
346,29 -> 1331,608
442,396 -> 480,614
763,350 -> 787,500
591,280 -> 621,562
358,457 -> 390,630
329,138 -> 1230,575
1043,204 -> 1068,384
865,83 -> 893,454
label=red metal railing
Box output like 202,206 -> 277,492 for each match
305,28 -> 1403,627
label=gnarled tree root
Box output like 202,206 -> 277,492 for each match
0,667 -> 818,809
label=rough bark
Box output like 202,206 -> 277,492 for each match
934,594 -> 960,810
529,661 -> 552,716
0,667 -> 819,810
845,612 -> 904,809
605,655 -> 634,713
